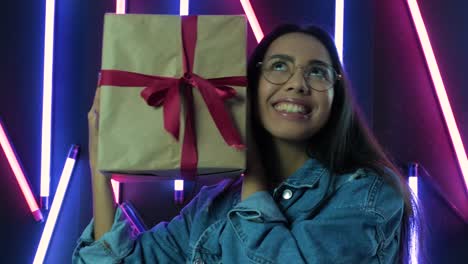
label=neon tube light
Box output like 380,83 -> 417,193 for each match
41,0 -> 57,210
334,0 -> 344,62
408,163 -> 419,264
33,145 -> 79,264
121,202 -> 147,234
406,0 -> 468,191
116,0 -> 126,14
111,0 -> 127,203
173,0 -> 189,205
180,0 -> 189,16
0,120 -> 43,222
174,179 -> 184,204
111,179 -> 120,204
174,180 -> 184,191
240,0 -> 264,43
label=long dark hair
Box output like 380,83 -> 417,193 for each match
247,24 -> 426,264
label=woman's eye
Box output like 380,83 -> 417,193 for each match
271,62 -> 288,71
308,66 -> 329,80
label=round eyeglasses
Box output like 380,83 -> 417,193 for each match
257,58 -> 342,91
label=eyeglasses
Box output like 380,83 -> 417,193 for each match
257,58 -> 342,91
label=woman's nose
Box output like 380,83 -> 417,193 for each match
285,70 -> 310,95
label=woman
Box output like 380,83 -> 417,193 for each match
73,24 -> 417,263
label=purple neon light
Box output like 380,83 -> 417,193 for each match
406,0 -> 468,191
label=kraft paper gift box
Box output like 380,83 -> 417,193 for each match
97,14 -> 247,180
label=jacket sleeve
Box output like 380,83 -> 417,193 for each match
72,186 -> 207,264
227,174 -> 404,264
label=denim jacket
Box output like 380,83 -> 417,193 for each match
73,158 -> 404,264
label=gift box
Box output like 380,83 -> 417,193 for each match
97,14 -> 247,180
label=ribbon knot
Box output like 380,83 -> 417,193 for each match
181,72 -> 195,87
183,72 -> 192,80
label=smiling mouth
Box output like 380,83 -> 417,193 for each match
271,102 -> 312,120
272,102 -> 312,115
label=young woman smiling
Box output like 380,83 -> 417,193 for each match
73,24 -> 419,264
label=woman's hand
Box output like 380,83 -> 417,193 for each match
88,87 -> 100,178
88,87 -> 117,240
241,119 -> 269,201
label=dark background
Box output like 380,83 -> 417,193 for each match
0,0 -> 466,263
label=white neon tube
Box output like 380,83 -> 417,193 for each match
334,0 -> 344,62
409,175 -> 418,264
111,179 -> 120,204
33,145 -> 79,264
172,0 -> 190,205
174,180 -> 184,191
408,163 -> 419,264
111,0 -> 128,203
180,0 -> 189,16
116,0 -> 126,14
40,0 -> 56,210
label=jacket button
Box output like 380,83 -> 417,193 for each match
282,189 -> 293,200
193,258 -> 204,264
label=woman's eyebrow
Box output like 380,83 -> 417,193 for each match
266,55 -> 332,67
266,54 -> 295,62
307,59 -> 331,66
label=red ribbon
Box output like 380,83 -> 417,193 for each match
99,16 -> 246,180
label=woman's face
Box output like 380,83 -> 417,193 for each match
257,32 -> 335,143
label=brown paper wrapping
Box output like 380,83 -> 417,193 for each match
97,14 -> 247,178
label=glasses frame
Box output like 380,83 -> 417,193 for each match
257,61 -> 342,92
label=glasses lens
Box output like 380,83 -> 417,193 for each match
262,59 -> 293,84
304,64 -> 336,90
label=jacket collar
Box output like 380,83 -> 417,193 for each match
281,158 -> 329,189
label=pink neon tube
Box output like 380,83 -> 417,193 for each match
240,0 -> 264,43
406,0 -> 468,190
0,120 -> 43,222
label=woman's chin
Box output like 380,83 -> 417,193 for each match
266,128 -> 313,143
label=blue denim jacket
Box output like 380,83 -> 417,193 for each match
73,158 -> 404,263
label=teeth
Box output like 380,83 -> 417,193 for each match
274,103 -> 307,114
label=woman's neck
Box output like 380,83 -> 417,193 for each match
267,138 -> 310,182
